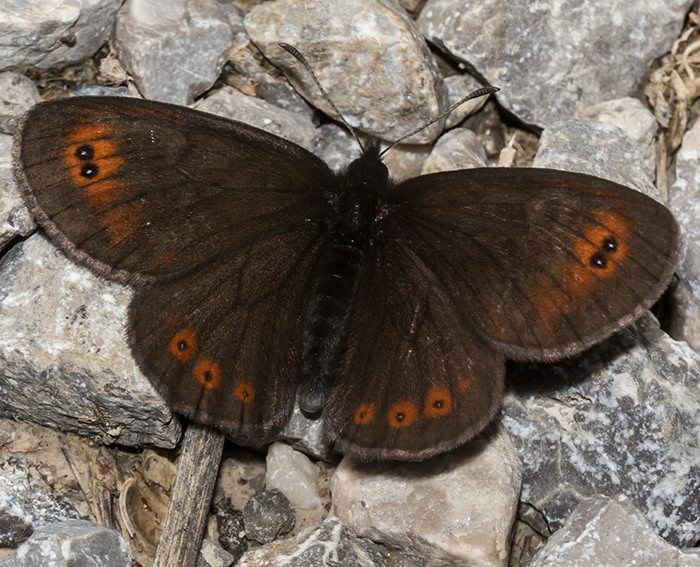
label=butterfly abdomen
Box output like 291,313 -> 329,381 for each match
298,242 -> 365,413
298,146 -> 388,414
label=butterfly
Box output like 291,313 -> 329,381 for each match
13,95 -> 679,461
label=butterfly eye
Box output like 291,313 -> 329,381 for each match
235,382 -> 255,404
387,401 -> 418,428
169,328 -> 197,363
353,403 -> 375,425
193,357 -> 221,390
424,387 -> 453,418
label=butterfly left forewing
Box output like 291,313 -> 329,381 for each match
14,96 -> 335,284
324,235 -> 505,461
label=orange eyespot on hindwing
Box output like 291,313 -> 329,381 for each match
424,386 -> 453,418
456,377 -> 472,392
169,328 -> 197,364
193,357 -> 222,390
235,381 -> 255,404
353,403 -> 376,425
387,401 -> 418,429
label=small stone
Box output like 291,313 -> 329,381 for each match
577,97 -> 657,179
115,0 -> 233,104
265,442 -> 321,510
0,510 -> 33,548
0,73 -> 42,134
0,235 -> 181,448
0,134 -> 35,251
216,502 -> 246,563
242,489 -> 295,544
534,119 -> 659,200
417,0 -> 692,126
420,127 -> 487,174
669,118 -> 700,352
529,495 -> 700,567
198,539 -> 236,567
503,314 -> 700,547
238,517 -> 387,567
0,0 -> 120,71
0,519 -> 130,567
331,424 -> 521,565
193,86 -> 317,152
245,0 -> 448,144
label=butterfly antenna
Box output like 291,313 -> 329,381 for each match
279,43 -> 365,151
378,84 -> 499,157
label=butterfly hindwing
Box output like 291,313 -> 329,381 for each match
129,227 -> 329,440
325,234 -> 505,461
384,168 -> 680,361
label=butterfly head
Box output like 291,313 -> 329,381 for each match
336,143 -> 390,244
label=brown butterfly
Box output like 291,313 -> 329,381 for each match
13,95 -> 679,460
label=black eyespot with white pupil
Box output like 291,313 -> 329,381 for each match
75,144 -> 94,160
590,252 -> 607,269
602,237 -> 617,252
80,163 -> 99,179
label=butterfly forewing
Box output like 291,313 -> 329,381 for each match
325,235 -> 505,461
14,96 -> 335,284
386,168 -> 680,361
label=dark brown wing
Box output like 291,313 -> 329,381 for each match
324,234 -> 505,461
14,96 -> 335,285
15,96 -> 337,439
128,227 -> 328,440
382,167 -> 679,361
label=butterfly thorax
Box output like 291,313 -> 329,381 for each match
298,145 -> 390,414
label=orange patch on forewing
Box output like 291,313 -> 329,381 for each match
235,382 -> 255,404
168,328 -> 197,363
353,403 -> 375,425
456,378 -> 471,392
387,401 -> 418,429
64,124 -> 125,206
534,207 -> 633,326
149,253 -> 177,271
102,207 -> 138,246
528,281 -> 571,332
193,357 -> 222,390
424,387 -> 453,418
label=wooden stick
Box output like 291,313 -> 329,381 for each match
153,423 -> 225,567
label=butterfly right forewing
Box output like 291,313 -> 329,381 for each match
383,168 -> 679,361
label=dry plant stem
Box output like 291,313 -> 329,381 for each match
153,423 -> 225,567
